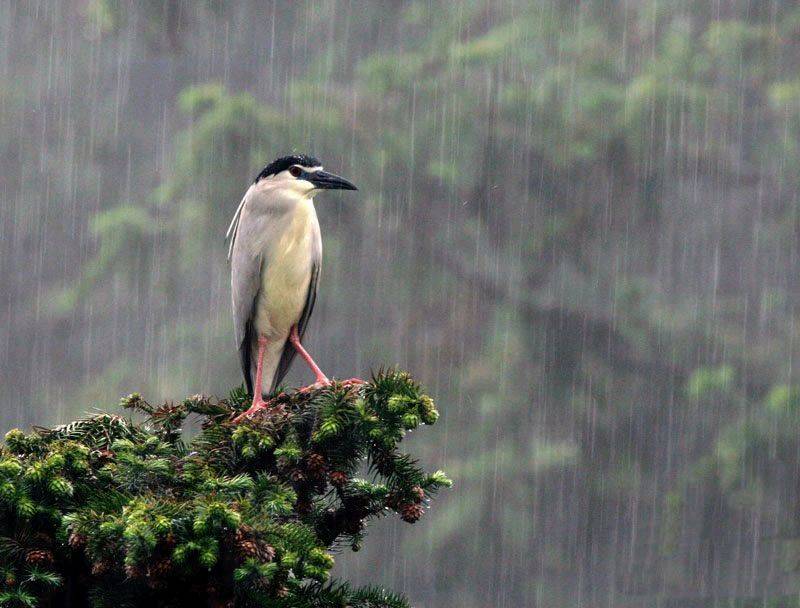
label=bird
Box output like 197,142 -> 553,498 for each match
226,154 -> 358,420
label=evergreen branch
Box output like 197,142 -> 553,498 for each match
0,371 -> 448,606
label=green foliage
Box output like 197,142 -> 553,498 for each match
0,372 -> 448,607
686,365 -> 735,400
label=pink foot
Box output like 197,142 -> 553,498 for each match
233,398 -> 274,423
297,378 -> 365,394
298,379 -> 332,394
339,377 -> 366,387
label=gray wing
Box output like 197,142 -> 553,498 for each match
270,261 -> 319,392
227,188 -> 262,395
225,192 -> 247,261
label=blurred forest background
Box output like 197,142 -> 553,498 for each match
3,1 -> 800,606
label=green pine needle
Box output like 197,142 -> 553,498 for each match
0,371 -> 448,607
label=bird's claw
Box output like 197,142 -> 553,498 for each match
298,379 -> 331,394
297,377 -> 365,394
340,377 -> 366,387
232,399 -> 276,423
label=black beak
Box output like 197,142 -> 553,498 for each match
306,170 -> 358,191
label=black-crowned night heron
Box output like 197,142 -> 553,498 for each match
226,154 -> 358,420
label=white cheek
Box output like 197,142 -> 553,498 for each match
292,180 -> 315,195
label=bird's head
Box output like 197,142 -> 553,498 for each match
253,154 -> 357,197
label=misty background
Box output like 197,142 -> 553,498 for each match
3,1 -> 800,606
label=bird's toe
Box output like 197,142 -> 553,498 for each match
339,377 -> 366,387
299,379 -> 332,394
232,399 -> 273,423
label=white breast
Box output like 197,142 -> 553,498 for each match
253,198 -> 319,339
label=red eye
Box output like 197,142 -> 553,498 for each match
289,166 -> 303,178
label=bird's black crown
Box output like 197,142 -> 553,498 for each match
254,154 -> 321,183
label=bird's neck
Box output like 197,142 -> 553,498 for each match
268,190 -> 317,235
262,187 -> 317,215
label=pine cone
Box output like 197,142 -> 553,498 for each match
411,485 -> 425,503
68,532 -> 87,549
235,526 -> 276,562
238,539 -> 275,562
261,543 -> 276,562
399,503 -> 424,523
290,469 -> 306,483
25,549 -> 53,566
148,558 -> 173,578
306,453 -> 327,477
124,563 -> 145,578
91,559 -> 112,576
238,539 -> 259,559
329,471 -> 347,487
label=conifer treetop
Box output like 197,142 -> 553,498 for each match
0,371 -> 451,608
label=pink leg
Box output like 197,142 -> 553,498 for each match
233,336 -> 271,422
289,325 -> 330,386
